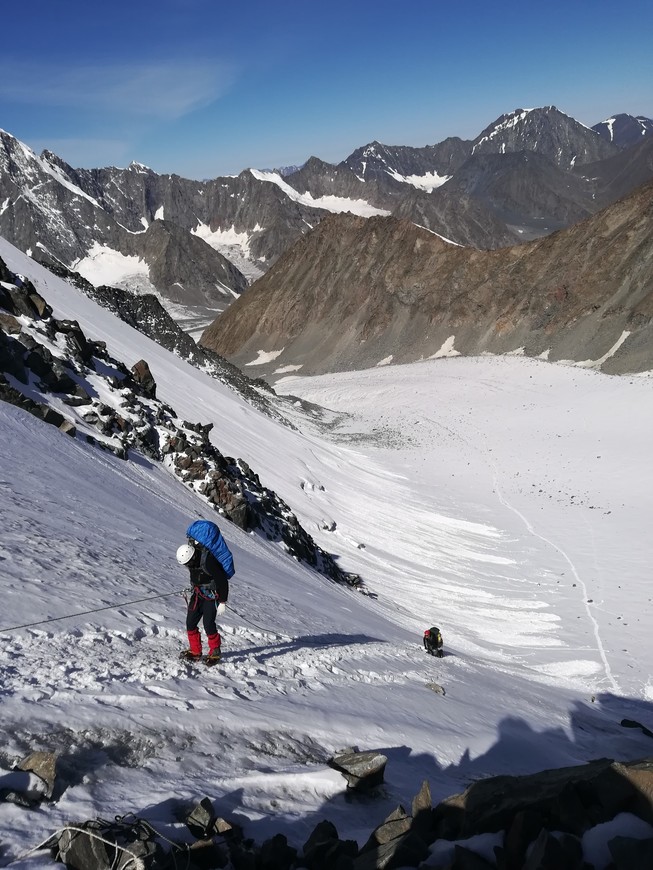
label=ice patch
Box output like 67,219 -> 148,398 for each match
275,364 -> 304,374
245,348 -> 285,366
376,355 -> 393,367
249,170 -> 390,217
193,222 -> 258,257
415,223 -> 462,246
154,205 -> 164,220
388,169 -> 451,190
192,222 -> 266,284
575,331 -> 631,369
72,242 -> 153,292
429,336 -> 461,359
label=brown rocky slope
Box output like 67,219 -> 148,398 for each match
200,178 -> 653,377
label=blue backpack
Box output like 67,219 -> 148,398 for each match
186,520 -> 235,578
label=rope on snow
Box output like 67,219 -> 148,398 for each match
8,814 -> 197,869
8,824 -> 147,869
0,588 -> 187,635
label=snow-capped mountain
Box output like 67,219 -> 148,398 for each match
1,106 -> 652,334
471,106 -> 618,168
0,132 -> 248,311
592,113 -> 653,148
340,138 -> 469,186
1,235 -> 652,868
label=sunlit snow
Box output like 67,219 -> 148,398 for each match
387,169 -> 451,190
72,241 -> 156,293
191,221 -> 266,283
1,236 -> 652,866
244,347 -> 285,366
429,335 -> 461,358
249,169 -> 391,217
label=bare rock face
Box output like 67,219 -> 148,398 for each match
200,178 -> 653,377
471,106 -> 619,169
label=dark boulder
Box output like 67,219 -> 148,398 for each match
184,796 -> 217,839
433,756 -> 653,841
258,832 -> 296,870
302,819 -> 358,869
609,835 -> 653,870
131,358 -> 157,397
353,830 -> 429,870
328,749 -> 388,792
47,817 -> 161,869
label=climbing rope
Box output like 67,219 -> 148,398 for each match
228,603 -> 293,641
8,813 -> 197,869
0,588 -> 186,635
9,824 -> 147,869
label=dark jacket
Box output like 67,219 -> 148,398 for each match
188,546 -> 229,602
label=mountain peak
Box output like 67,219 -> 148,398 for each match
472,105 -> 617,167
592,113 -> 653,148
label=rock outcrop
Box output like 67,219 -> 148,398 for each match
32,755 -> 653,869
0,257 -> 360,588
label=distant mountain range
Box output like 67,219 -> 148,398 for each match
200,177 -> 653,377
1,106 -> 652,323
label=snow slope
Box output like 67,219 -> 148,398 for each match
1,238 -> 652,868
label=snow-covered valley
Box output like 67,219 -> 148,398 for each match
0,239 -> 652,868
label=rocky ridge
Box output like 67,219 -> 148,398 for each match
200,178 -> 653,378
0,256 -> 360,587
0,132 -> 248,309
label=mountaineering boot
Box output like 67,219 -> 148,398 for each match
180,649 -> 202,662
204,650 -> 221,666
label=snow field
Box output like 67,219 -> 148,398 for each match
1,236 -> 652,867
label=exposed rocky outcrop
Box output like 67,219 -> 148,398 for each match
201,178 -> 653,378
0,258 -> 360,588
470,106 -> 618,169
24,754 -> 653,869
328,748 -> 388,791
37,258 -> 286,425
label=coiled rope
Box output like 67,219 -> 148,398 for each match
9,824 -> 147,869
8,813 -> 196,869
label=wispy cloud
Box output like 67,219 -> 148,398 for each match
0,59 -> 235,120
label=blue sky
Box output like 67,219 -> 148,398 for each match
1,0 -> 651,179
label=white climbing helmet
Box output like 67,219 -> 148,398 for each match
176,543 -> 195,565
